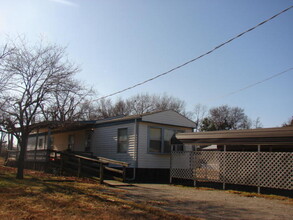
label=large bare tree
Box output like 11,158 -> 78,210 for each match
0,39 -> 80,179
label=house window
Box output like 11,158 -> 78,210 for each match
149,128 -> 162,153
38,138 -> 43,149
117,128 -> 128,153
149,127 -> 182,154
68,135 -> 75,150
85,130 -> 92,152
49,137 -> 54,150
172,145 -> 184,151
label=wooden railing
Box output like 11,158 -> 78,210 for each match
48,150 -> 129,184
6,149 -> 129,184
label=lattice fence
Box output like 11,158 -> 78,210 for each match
170,150 -> 293,190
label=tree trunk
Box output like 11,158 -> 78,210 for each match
16,135 -> 28,179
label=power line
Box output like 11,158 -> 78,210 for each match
205,67 -> 293,103
95,5 -> 293,101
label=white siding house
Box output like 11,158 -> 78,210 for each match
27,110 -> 196,181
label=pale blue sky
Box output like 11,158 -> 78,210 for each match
0,0 -> 292,127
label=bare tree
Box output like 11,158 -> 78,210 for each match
0,131 -> 7,155
111,98 -> 132,117
200,105 -> 252,131
126,93 -> 156,115
193,104 -> 207,132
282,116 -> 293,127
41,79 -> 95,122
0,44 -> 15,93
96,99 -> 116,119
95,93 -> 189,119
0,39 -> 79,179
252,117 -> 263,128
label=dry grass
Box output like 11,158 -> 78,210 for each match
227,190 -> 293,205
172,183 -> 293,205
0,158 -> 194,220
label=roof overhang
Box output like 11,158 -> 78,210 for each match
176,126 -> 293,145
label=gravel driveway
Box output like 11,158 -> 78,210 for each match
115,184 -> 293,219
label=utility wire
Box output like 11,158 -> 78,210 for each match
95,5 -> 293,101
205,67 -> 293,103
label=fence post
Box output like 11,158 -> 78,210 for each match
193,147 -> 197,187
257,145 -> 261,194
223,145 -> 226,190
99,162 -> 104,184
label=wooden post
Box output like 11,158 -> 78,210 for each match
60,155 -> 64,176
99,162 -> 104,184
122,166 -> 126,182
77,158 -> 81,177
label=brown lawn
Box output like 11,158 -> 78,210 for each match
0,158 -> 194,220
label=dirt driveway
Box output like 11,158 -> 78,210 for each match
114,183 -> 293,219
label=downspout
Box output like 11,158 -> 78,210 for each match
127,118 -> 138,181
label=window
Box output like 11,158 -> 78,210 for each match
118,128 -> 128,153
149,127 -> 183,154
68,135 -> 75,150
172,145 -> 184,151
149,128 -> 162,153
38,138 -> 43,149
163,129 -> 175,153
49,137 -> 54,149
85,130 -> 92,152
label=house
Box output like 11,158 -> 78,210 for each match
26,110 -> 196,182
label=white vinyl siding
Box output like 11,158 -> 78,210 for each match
91,123 -> 136,166
142,110 -> 196,128
138,122 -> 192,169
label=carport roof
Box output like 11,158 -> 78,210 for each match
176,126 -> 293,145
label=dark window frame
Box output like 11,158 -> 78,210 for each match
117,128 -> 128,153
148,126 -> 184,154
38,138 -> 43,149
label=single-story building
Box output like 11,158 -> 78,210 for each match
26,110 -> 196,181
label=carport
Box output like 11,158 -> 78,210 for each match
171,126 -> 293,193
